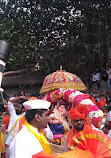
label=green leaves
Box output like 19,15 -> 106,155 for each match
0,0 -> 111,81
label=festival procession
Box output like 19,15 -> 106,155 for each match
1,1 -> 111,158
0,40 -> 111,158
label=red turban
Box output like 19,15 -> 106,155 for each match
69,108 -> 86,121
96,98 -> 106,107
89,96 -> 97,104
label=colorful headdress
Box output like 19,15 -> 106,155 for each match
68,124 -> 111,157
69,108 -> 86,121
96,98 -> 106,107
57,99 -> 67,106
64,89 -> 103,119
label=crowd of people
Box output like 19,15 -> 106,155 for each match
1,78 -> 111,157
88,65 -> 111,91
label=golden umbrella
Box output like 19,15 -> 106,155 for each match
40,68 -> 86,94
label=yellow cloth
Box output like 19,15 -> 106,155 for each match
25,120 -> 52,155
0,132 -> 5,153
13,116 -> 24,138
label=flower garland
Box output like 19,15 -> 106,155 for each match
73,94 -> 89,106
42,88 -> 64,104
42,88 -> 104,128
63,89 -> 104,128
25,121 -> 52,155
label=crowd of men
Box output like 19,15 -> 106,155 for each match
0,90 -> 111,158
89,65 -> 111,91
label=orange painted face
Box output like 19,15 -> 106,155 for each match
57,105 -> 67,116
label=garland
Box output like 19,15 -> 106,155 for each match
25,121 -> 52,155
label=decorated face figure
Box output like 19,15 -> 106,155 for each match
58,105 -> 67,116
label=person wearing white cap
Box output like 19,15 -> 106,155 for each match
10,99 -> 52,158
5,96 -> 26,158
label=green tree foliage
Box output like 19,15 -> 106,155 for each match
70,1 -> 111,68
0,0 -> 111,81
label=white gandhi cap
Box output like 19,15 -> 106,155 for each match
23,99 -> 51,110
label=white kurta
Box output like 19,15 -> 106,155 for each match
107,111 -> 111,139
10,125 -> 43,158
107,111 -> 111,121
5,101 -> 25,145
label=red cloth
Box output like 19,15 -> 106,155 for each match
89,96 -> 106,107
3,115 -> 10,131
32,150 -> 94,158
2,153 -> 6,158
68,123 -> 111,158
89,96 -> 97,104
28,97 -> 38,100
96,98 -> 106,107
19,116 -> 25,130
67,128 -> 78,144
69,108 -> 86,121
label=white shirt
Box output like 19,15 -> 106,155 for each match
107,111 -> 111,121
13,120 -> 54,140
107,109 -> 111,139
92,73 -> 100,81
5,101 -> 25,145
43,125 -> 53,140
10,125 -> 43,158
91,124 -> 103,132
107,69 -> 111,79
108,129 -> 111,139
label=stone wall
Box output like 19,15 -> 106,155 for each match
87,81 -> 108,93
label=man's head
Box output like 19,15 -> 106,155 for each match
71,118 -> 85,131
93,70 -> 97,74
107,65 -> 111,69
23,99 -> 51,130
13,100 -> 25,115
69,108 -> 86,131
